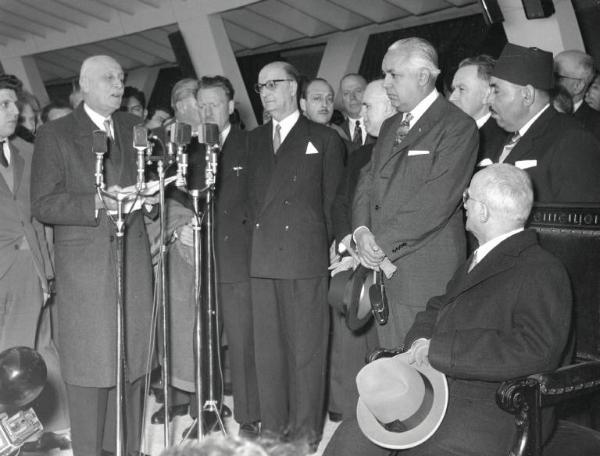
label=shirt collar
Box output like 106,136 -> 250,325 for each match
476,112 -> 492,129
84,103 -> 113,131
273,110 -> 300,143
518,103 -> 550,137
475,228 -> 524,263
574,99 -> 584,112
220,124 -> 231,145
406,89 -> 439,126
1,139 -> 9,165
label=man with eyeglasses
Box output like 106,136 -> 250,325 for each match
324,164 -> 572,456
482,43 -> 600,202
31,55 -> 156,456
554,50 -> 600,142
247,61 -> 345,449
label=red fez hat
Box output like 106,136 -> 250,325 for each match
491,43 -> 554,90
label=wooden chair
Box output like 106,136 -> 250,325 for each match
496,203 -> 600,456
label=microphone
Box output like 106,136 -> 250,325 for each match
133,125 -> 149,190
92,130 -> 108,189
198,123 -> 220,187
170,122 -> 192,188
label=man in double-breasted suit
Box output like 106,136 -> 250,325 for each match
324,164 -> 572,456
247,61 -> 345,446
483,43 -> 600,202
31,55 -> 155,456
353,37 -> 478,348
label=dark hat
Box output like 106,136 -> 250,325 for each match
491,43 -> 554,90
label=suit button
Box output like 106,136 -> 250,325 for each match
285,225 -> 289,231
375,204 -> 380,210
110,235 -> 115,242
255,223 -> 260,229
14,244 -> 19,250
284,200 -> 290,205
224,235 -> 229,241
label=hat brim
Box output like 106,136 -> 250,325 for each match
346,265 -> 376,331
356,352 -> 448,449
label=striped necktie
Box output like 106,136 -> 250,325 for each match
393,113 -> 413,150
352,120 -> 362,145
273,123 -> 281,154
498,132 -> 521,163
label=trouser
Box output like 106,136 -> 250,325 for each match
66,377 -> 144,456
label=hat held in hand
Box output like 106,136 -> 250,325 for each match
356,352 -> 448,449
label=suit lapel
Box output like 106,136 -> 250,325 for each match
379,96 -> 446,171
259,117 -> 308,216
507,107 -> 555,163
10,144 -> 24,195
443,231 -> 536,302
73,105 -> 101,180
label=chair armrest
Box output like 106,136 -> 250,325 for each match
366,346 -> 405,364
496,361 -> 600,456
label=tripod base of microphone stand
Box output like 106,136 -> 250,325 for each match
181,404 -> 228,440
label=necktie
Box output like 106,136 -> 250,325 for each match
352,120 -> 362,145
393,113 -> 413,150
467,250 -> 479,273
498,132 -> 520,163
273,123 -> 281,154
0,141 -> 7,168
103,118 -> 114,142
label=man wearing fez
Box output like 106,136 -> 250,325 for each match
482,43 -> 600,202
353,37 -> 478,348
31,55 -> 156,456
247,61 -> 345,447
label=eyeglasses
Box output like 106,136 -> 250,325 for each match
254,79 -> 293,93
554,72 -> 582,81
462,189 -> 482,205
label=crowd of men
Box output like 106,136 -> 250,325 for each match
1,35 -> 600,456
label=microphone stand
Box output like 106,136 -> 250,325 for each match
189,126 -> 226,440
95,169 -> 140,456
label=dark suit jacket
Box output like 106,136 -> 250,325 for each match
214,126 -> 250,283
477,116 -> 508,165
574,101 -> 600,142
0,137 -> 52,288
340,118 -> 376,147
480,107 -> 600,202
247,115 -> 345,279
332,143 -> 374,243
405,230 -> 572,455
31,104 -> 154,387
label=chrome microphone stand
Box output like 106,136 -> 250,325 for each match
188,123 -> 226,440
94,130 -> 144,456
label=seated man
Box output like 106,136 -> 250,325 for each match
324,164 -> 572,456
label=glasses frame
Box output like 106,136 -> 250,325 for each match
254,79 -> 293,94
462,189 -> 483,206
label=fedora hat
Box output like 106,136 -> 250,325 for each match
356,352 -> 448,449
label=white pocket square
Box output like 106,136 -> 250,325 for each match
477,158 -> 494,167
515,159 -> 537,169
407,150 -> 429,156
305,142 -> 319,155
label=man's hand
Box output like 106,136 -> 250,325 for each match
339,234 -> 361,263
406,338 -> 431,367
354,227 -> 385,269
177,224 -> 194,247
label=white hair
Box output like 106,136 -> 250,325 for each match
477,164 -> 533,225
388,37 -> 441,79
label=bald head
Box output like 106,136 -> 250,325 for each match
360,79 -> 396,137
80,55 -> 124,117
554,50 -> 596,103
